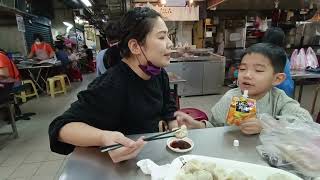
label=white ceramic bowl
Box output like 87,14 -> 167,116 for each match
166,137 -> 194,153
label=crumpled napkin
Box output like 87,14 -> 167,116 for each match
137,159 -> 172,180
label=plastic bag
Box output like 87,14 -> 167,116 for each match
290,49 -> 307,70
306,47 -> 319,69
290,49 -> 298,70
256,114 -> 320,178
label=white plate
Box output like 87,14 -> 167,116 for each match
164,155 -> 303,180
166,137 -> 194,153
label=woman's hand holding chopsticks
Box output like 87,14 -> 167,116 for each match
100,129 -> 181,153
100,131 -> 146,163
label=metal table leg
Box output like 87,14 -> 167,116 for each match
29,68 -> 46,93
8,103 -> 18,138
298,80 -> 304,103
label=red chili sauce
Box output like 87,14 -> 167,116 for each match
170,140 -> 191,149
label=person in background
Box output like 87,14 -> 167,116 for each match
55,45 -> 70,68
28,33 -> 55,61
82,45 -> 95,72
262,27 -> 294,97
55,44 -> 72,80
174,43 -> 313,134
96,21 -> 121,76
0,49 -> 20,83
67,47 -> 82,81
49,7 -> 193,163
67,47 -> 79,69
0,48 -> 31,120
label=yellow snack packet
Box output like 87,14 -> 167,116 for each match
226,90 -> 257,126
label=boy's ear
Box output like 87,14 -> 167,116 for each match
272,73 -> 286,86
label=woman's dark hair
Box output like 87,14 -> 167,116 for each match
33,33 -> 44,42
118,7 -> 161,58
103,46 -> 121,69
241,43 -> 287,73
105,21 -> 120,42
262,27 -> 285,47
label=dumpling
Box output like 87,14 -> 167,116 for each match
225,170 -> 256,180
193,170 -> 213,180
202,162 -> 217,176
212,167 -> 227,180
267,173 -> 292,180
175,125 -> 188,139
176,172 -> 197,180
183,159 -> 203,173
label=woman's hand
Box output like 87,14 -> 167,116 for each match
239,118 -> 262,135
174,111 -> 205,129
100,131 -> 146,163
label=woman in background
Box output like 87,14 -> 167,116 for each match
28,33 -> 55,61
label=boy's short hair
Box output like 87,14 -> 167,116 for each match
241,43 -> 287,73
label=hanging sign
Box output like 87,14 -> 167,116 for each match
152,6 -> 199,21
16,14 -> 25,32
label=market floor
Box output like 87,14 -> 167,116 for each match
0,73 -> 319,180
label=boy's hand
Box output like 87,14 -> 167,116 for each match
174,111 -> 205,129
239,118 -> 262,135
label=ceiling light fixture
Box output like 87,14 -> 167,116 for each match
63,22 -> 74,34
63,21 -> 73,27
80,0 -> 92,7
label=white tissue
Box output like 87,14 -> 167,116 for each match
137,159 -> 172,180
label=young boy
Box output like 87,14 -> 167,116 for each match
174,43 -> 313,134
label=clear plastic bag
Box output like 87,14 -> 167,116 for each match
256,114 -> 320,178
306,47 -> 319,69
290,49 -> 299,70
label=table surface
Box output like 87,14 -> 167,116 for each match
17,65 -> 54,69
59,127 -> 266,180
291,70 -> 320,79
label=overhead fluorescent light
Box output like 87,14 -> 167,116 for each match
63,22 -> 74,34
63,22 -> 73,27
80,0 -> 92,7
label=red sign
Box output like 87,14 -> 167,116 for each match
207,0 -> 226,9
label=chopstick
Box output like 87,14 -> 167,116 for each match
100,129 -> 179,153
101,135 -> 175,152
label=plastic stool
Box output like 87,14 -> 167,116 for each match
46,77 -> 67,98
54,74 -> 71,91
15,80 -> 39,103
179,108 -> 208,121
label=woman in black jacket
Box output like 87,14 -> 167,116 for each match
49,7 -> 192,163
